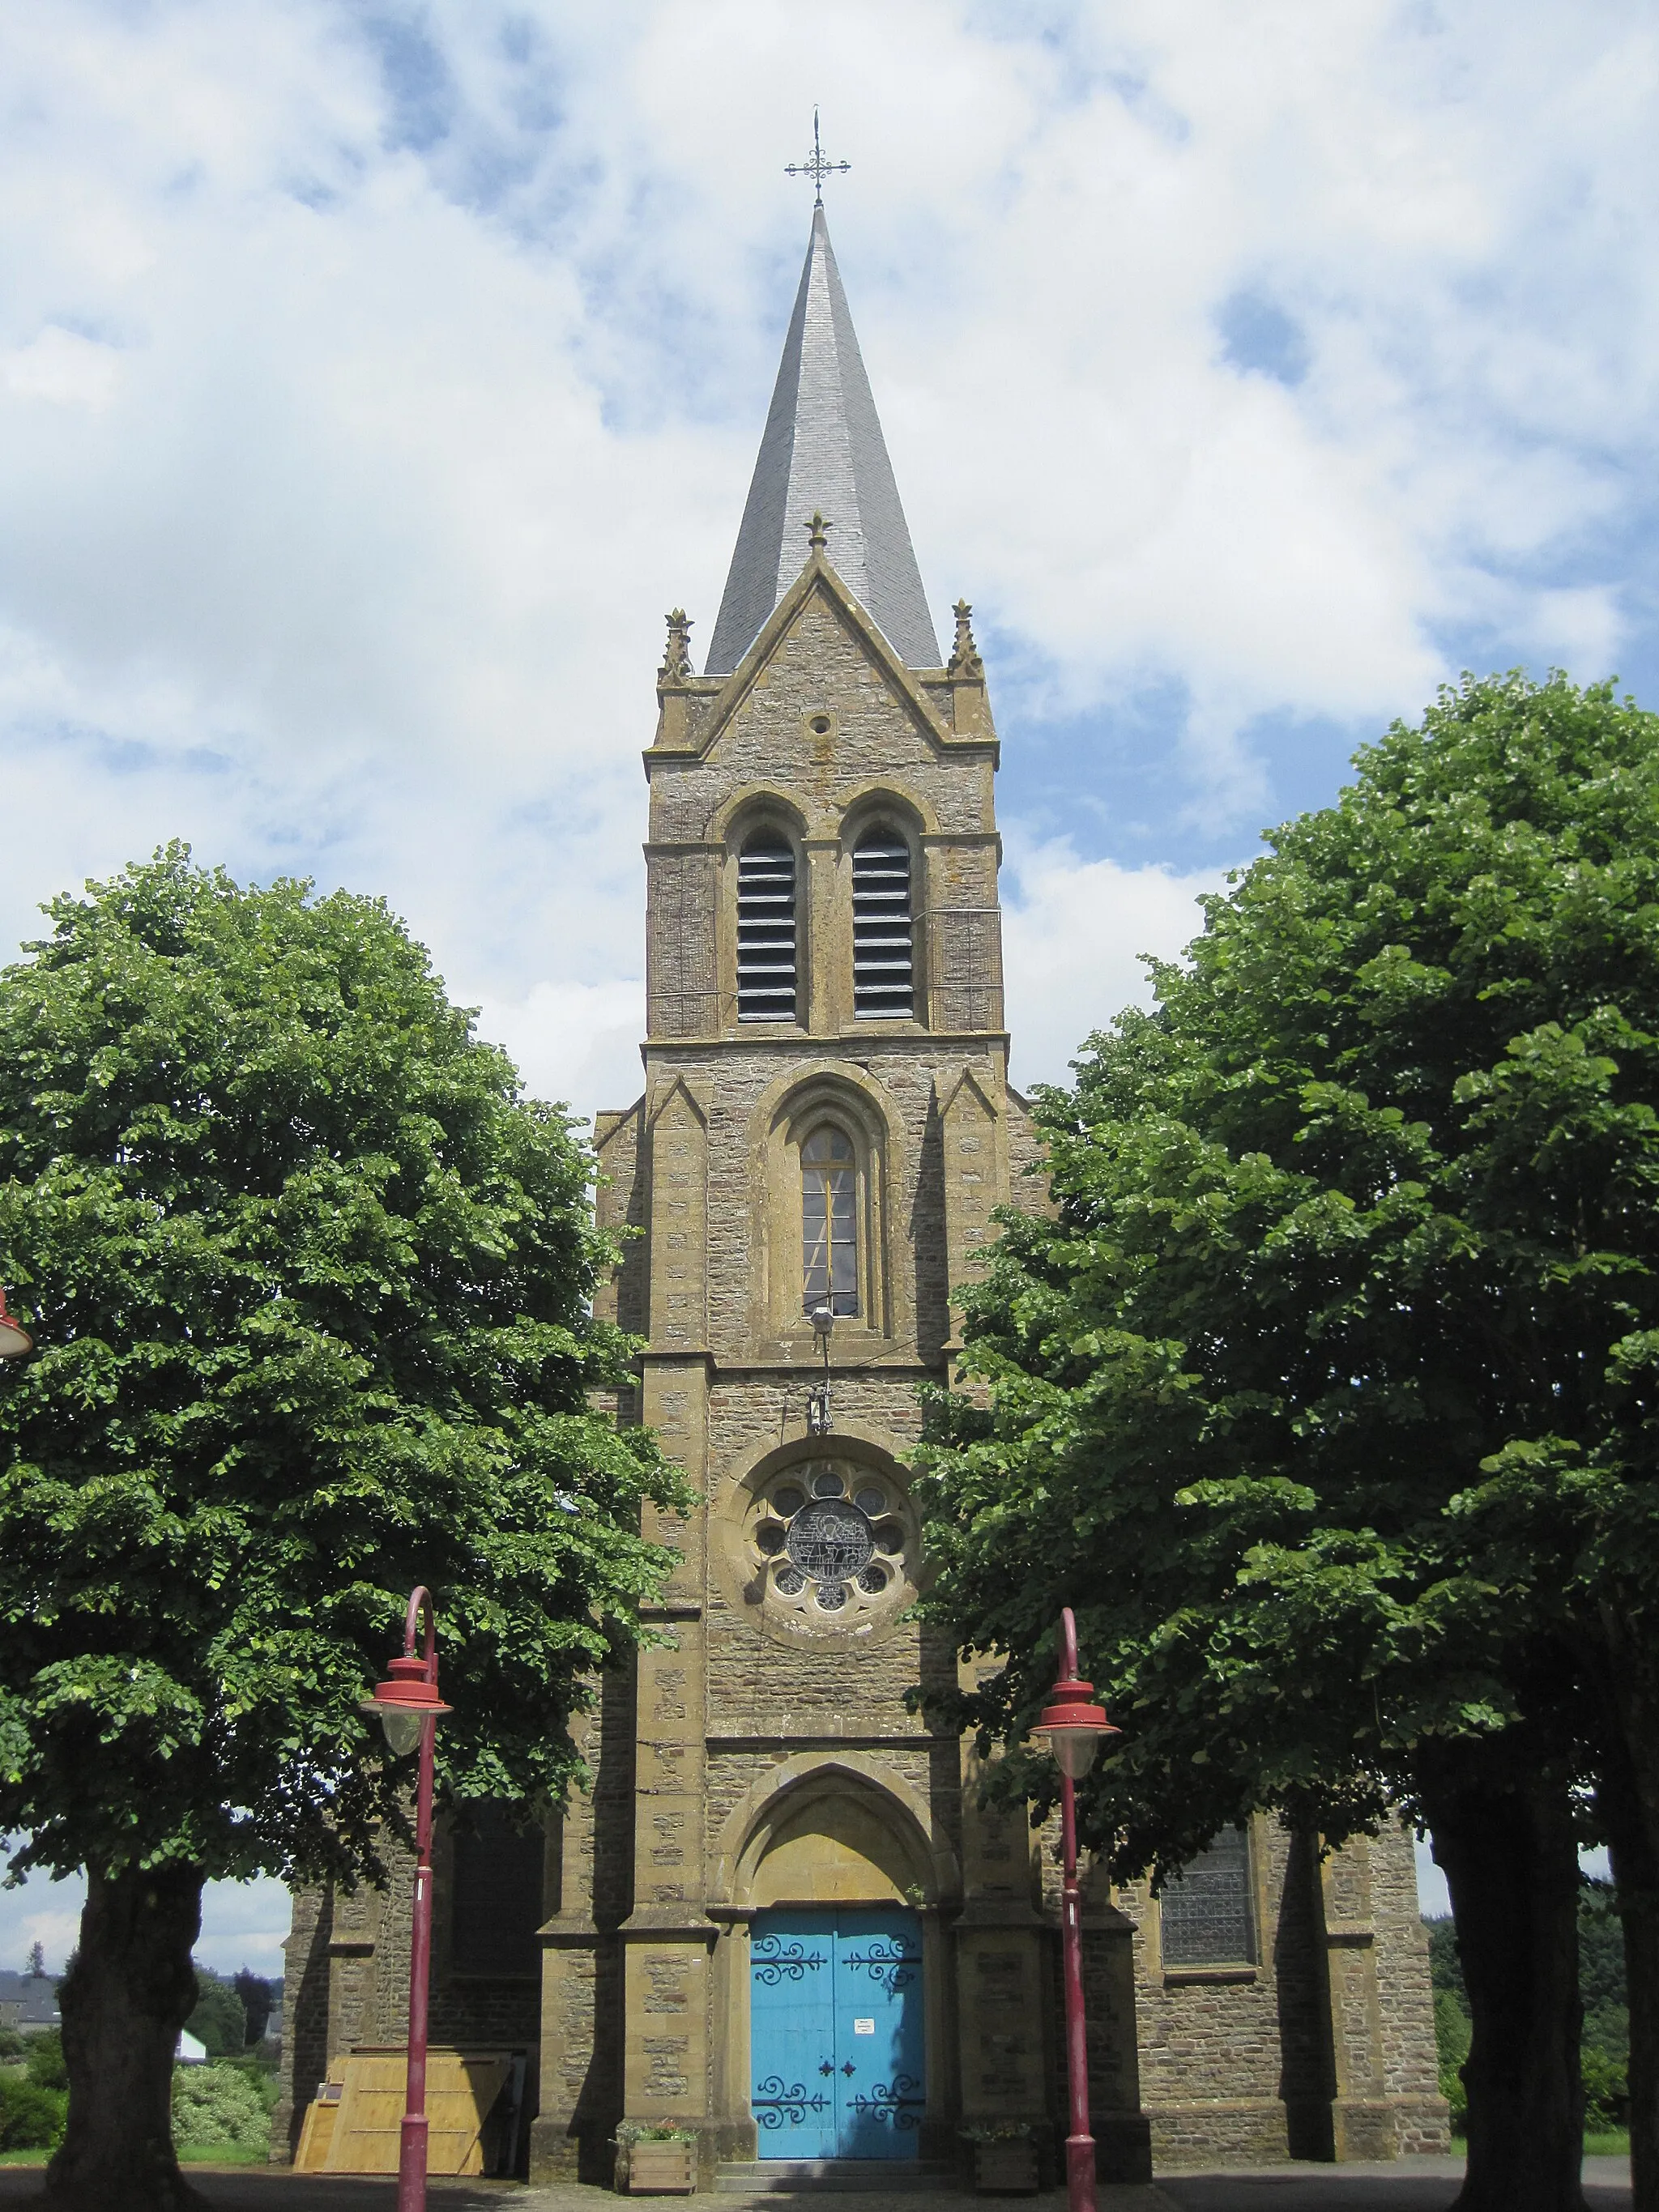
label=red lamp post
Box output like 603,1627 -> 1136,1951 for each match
0,1288 -> 34,1361
1031,1607 -> 1120,2212
360,1588 -> 452,2212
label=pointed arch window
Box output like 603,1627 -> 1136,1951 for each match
737,833 -> 798,1022
802,1127 -> 859,1316
852,830 -> 914,1020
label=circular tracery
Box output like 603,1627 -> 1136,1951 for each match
736,1456 -> 917,1633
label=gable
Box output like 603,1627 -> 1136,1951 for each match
693,558 -> 954,770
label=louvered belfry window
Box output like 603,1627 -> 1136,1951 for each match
802,1127 -> 859,1316
737,833 -> 798,1022
852,831 -> 915,1019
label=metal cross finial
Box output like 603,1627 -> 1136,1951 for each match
785,109 -> 851,207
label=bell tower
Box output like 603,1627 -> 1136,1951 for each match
277,190 -> 1445,2195
528,203 -> 1146,2185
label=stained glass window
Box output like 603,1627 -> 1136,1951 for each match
786,1497 -> 876,1582
1159,1826 -> 1256,1967
803,1127 -> 858,1315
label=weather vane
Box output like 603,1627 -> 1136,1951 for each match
785,109 -> 851,207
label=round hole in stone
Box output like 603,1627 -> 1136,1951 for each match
756,1522 -> 785,1556
817,1581 -> 847,1611
809,714 -> 832,735
811,1469 -> 845,1499
873,1520 -> 904,1555
771,1485 -> 806,1519
856,1563 -> 888,1596
854,1485 -> 887,1517
774,1565 -> 806,1596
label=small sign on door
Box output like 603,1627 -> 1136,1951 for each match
853,2018 -> 875,2035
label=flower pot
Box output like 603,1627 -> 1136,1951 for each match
974,2139 -> 1039,2193
628,2139 -> 697,2193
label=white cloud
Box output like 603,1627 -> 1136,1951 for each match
0,1857 -> 292,1980
2,327 -> 123,411
0,0 -> 1652,1116
1003,834 -> 1227,1093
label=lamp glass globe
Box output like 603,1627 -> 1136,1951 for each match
380,1707 -> 424,1758
1047,1727 -> 1100,1780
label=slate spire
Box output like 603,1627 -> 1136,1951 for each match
705,207 -> 940,676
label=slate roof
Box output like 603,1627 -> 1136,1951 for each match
706,206 -> 940,676
0,1971 -> 60,2027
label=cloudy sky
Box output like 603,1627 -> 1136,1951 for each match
2,0 -> 1655,1965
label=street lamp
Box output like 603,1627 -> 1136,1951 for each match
1031,1606 -> 1120,2212
361,1588 -> 452,2212
0,1288 -> 33,1361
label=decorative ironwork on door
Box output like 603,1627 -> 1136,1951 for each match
749,1907 -> 925,2159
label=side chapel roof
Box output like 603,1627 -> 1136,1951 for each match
705,206 -> 941,676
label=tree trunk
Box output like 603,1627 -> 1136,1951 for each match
44,1862 -> 210,2212
1595,1612 -> 1659,2212
1419,1743 -> 1587,2212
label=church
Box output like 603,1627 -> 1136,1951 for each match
276,202 -> 1447,2188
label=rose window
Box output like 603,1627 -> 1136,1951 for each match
742,1461 -> 915,1630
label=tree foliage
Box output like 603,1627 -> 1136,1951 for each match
169,2063 -> 268,2155
0,847 -> 692,1893
181,1976 -> 242,2061
917,671 -> 1659,1861
915,672 -> 1659,2206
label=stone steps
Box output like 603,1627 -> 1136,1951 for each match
714,2159 -> 957,2193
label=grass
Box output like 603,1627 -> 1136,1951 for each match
1,2142 -> 271,2169
1584,2130 -> 1631,2158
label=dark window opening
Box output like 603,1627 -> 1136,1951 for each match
1159,1826 -> 1255,1967
450,1802 -> 544,1978
738,835 -> 797,1022
852,833 -> 914,1020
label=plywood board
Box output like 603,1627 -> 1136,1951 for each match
316,2045 -> 514,2176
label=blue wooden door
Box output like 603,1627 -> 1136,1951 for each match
751,1907 -> 924,2159
832,1907 -> 925,2156
749,1912 -> 836,2157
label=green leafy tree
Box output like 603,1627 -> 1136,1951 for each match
181,1975 -> 243,2061
0,850 -> 690,2212
0,2073 -> 65,2150
228,1969 -> 271,2049
1435,1986 -> 1472,2129
916,675 -> 1659,2212
25,2032 -> 67,2094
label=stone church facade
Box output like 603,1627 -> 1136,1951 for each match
276,207 -> 1447,2185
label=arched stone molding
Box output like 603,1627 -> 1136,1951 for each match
832,780 -> 940,841
708,782 -> 812,847
747,1063 -> 911,1353
712,1754 -> 958,1914
708,1429 -> 927,1649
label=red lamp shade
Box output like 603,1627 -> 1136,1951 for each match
360,1654 -> 451,1757
1033,1673 -> 1120,1779
0,1289 -> 33,1362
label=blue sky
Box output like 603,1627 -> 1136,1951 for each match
1,0 -> 1656,1965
